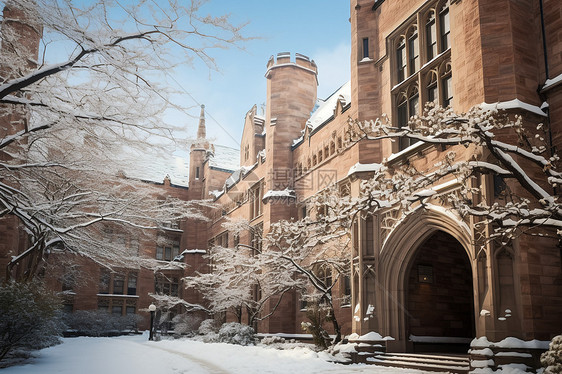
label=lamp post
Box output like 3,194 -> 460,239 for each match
148,303 -> 156,341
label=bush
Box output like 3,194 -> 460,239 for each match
0,281 -> 64,366
63,310 -> 142,336
541,335 -> 562,374
171,313 -> 202,338
217,322 -> 256,346
198,319 -> 220,335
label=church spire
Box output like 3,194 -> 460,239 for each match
197,104 -> 206,139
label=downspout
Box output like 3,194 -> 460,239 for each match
538,0 -> 557,203
538,0 -> 554,158
539,0 -> 549,80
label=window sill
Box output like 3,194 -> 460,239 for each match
97,294 -> 139,298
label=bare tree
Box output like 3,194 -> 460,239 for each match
0,0 -> 248,280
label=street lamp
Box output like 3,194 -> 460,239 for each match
148,303 -> 156,341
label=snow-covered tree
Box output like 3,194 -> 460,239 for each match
265,188 -> 353,345
184,219 -> 297,327
344,103 -> 560,243
0,0 -> 247,280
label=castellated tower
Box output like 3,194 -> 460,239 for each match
263,52 -> 317,226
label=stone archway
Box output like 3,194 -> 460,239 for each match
376,207 -> 477,352
405,230 -> 475,352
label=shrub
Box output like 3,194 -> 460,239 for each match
63,310 -> 142,336
171,313 -> 203,338
0,281 -> 64,366
541,335 -> 562,374
217,322 -> 256,346
198,318 -> 220,335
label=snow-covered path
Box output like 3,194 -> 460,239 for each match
2,333 -> 427,374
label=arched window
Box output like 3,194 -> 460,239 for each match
426,10 -> 437,60
407,27 -> 419,74
441,62 -> 453,107
439,1 -> 450,52
396,37 -> 407,82
397,93 -> 408,152
426,70 -> 438,103
397,85 -> 419,150
408,85 -> 419,118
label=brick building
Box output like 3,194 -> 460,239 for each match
1,0 -> 562,358
201,0 -> 562,354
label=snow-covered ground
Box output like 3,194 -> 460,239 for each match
2,332 -> 428,374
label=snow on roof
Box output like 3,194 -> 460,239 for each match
542,72 -> 562,91
126,153 -> 189,187
306,81 -> 351,132
480,99 -> 547,117
263,188 -> 296,200
181,249 -> 206,255
347,162 -> 383,177
208,144 -> 240,172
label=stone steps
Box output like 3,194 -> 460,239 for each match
367,353 -> 470,373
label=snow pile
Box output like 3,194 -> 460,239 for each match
471,336 -> 550,350
217,322 -> 256,346
347,331 -> 394,341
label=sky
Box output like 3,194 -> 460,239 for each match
169,1 -> 352,151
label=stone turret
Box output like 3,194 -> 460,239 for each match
264,52 -> 318,195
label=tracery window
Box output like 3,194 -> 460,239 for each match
408,27 -> 419,73
426,11 -> 437,60
396,37 -> 407,83
441,62 -> 453,107
390,0 -> 453,152
440,2 -> 450,52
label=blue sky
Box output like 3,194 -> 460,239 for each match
171,1 -> 351,150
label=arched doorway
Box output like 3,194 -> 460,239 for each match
405,230 -> 475,353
